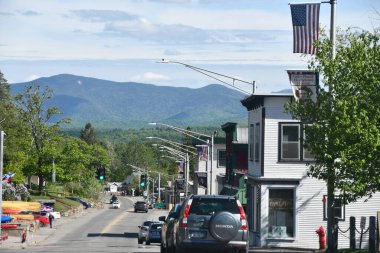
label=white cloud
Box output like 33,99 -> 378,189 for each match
132,72 -> 170,82
71,9 -> 138,22
24,74 -> 40,82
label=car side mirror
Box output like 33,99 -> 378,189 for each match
158,216 -> 166,222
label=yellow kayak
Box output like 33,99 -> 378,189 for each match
2,201 -> 41,212
9,214 -> 35,221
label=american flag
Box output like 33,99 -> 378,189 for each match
197,145 -> 208,161
290,3 -> 320,54
3,172 -> 15,182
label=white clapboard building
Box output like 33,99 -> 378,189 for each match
241,92 -> 380,250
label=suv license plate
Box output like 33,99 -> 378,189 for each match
189,230 -> 206,239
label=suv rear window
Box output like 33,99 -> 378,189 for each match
143,221 -> 153,226
150,224 -> 162,229
189,198 -> 239,215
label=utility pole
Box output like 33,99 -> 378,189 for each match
185,153 -> 189,197
0,131 -> 5,241
158,173 -> 161,201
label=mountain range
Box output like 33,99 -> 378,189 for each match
10,74 -> 249,129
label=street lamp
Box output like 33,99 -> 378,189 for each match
147,136 -> 196,153
159,59 -> 255,95
148,122 -> 215,195
153,143 -> 191,197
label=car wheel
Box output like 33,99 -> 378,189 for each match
228,248 -> 248,253
174,246 -> 188,253
146,239 -> 150,245
209,211 -> 239,242
134,210 -> 137,213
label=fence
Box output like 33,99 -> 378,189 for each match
336,215 -> 378,252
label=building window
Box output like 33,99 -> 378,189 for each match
281,124 -> 300,160
254,123 -> 260,162
249,124 -> 254,160
217,150 -> 226,167
279,123 -> 313,161
323,195 -> 345,221
268,188 -> 295,238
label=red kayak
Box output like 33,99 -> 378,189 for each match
1,224 -> 18,229
3,209 -> 21,214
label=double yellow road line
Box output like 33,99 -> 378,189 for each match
100,208 -> 133,235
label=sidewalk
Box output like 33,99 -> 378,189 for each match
0,207 -> 93,249
0,195 -> 147,249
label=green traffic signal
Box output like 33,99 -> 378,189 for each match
99,175 -> 104,180
140,174 -> 146,188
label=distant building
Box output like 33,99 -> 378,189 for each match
219,122 -> 248,208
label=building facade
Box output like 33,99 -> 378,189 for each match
194,136 -> 226,195
220,122 -> 248,207
241,93 -> 380,249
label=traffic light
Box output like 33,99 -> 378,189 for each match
97,165 -> 105,181
140,174 -> 146,188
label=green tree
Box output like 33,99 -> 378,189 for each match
286,29 -> 380,252
0,71 -> 10,100
80,122 -> 97,145
13,84 -> 70,193
0,71 -> 29,183
111,139 -> 158,182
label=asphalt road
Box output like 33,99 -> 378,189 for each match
0,195 -> 169,253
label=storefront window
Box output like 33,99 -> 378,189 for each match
268,188 -> 294,238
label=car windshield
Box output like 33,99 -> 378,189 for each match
189,198 -> 239,215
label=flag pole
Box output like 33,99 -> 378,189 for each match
330,0 -> 336,58
327,1 -> 337,253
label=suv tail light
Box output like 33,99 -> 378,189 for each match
237,200 -> 247,230
180,198 -> 193,228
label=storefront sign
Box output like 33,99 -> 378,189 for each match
269,198 -> 293,209
287,70 -> 318,102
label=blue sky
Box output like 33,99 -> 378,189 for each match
0,0 -> 379,93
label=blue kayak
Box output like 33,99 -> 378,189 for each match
1,216 -> 13,223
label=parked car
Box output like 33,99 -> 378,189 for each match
169,195 -> 249,253
67,197 -> 92,209
138,220 -> 154,244
40,211 -> 61,219
33,214 -> 50,227
134,201 -> 148,213
145,221 -> 163,245
159,203 -> 182,253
